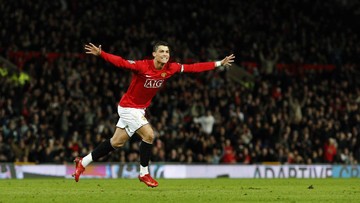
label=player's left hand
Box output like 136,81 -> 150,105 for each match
221,54 -> 235,66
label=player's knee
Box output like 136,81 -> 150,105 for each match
110,128 -> 129,149
143,133 -> 155,144
110,137 -> 126,149
111,140 -> 125,148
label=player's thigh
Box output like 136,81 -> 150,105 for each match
136,124 -> 155,143
110,127 -> 130,148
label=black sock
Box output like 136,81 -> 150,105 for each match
140,141 -> 153,167
91,139 -> 115,161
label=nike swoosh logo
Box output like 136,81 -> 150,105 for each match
145,75 -> 151,78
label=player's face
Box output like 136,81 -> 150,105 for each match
153,45 -> 170,64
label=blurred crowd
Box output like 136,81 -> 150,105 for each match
0,0 -> 359,165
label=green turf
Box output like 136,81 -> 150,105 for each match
0,178 -> 359,203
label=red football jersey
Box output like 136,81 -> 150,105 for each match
100,51 -> 216,108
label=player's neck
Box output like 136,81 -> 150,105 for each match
153,60 -> 165,70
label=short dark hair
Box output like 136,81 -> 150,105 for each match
153,41 -> 170,52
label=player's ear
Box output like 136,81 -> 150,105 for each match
152,52 -> 156,57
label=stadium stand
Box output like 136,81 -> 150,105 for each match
0,0 -> 359,164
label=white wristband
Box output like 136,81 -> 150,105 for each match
215,61 -> 222,67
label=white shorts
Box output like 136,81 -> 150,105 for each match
116,106 -> 149,137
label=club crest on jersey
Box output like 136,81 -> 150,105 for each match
161,72 -> 167,77
144,79 -> 164,88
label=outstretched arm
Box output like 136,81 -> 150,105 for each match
182,54 -> 236,73
84,42 -> 137,70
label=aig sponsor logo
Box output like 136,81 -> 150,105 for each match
144,79 -> 164,88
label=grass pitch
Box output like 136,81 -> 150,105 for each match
0,178 -> 359,203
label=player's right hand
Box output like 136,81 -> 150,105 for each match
85,43 -> 101,56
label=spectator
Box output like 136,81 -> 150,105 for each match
259,48 -> 279,76
324,138 -> 338,163
221,139 -> 237,164
193,110 -> 216,135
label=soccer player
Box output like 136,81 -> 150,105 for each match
73,41 -> 235,187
